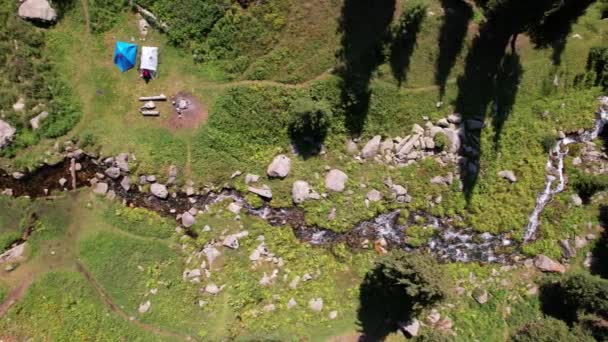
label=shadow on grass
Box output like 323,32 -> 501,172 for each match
591,206 -> 608,279
528,0 -> 596,66
390,3 -> 427,87
357,266 -> 417,340
492,51 -> 523,150
337,0 -> 396,136
435,0 -> 473,99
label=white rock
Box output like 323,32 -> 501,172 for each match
570,194 -> 583,207
205,283 -> 220,294
120,177 -> 131,191
138,300 -> 151,313
18,0 -> 57,21
228,202 -> 242,214
248,185 -> 272,199
245,174 -> 260,184
292,180 -> 319,204
309,298 -> 323,312
329,310 -> 338,319
325,169 -> 348,192
104,167 -> 121,179
287,298 -> 297,309
267,154 -> 291,178
181,212 -> 196,228
400,319 -> 420,337
366,189 -> 382,202
30,111 -> 49,130
203,246 -> 221,267
0,120 -> 16,149
498,170 -> 517,183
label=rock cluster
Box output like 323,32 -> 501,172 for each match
353,115 -> 464,167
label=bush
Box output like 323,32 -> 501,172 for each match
434,133 -> 449,152
358,251 -> 447,339
586,46 -> 608,90
510,317 -> 589,342
570,170 -> 608,200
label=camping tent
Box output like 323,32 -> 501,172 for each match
140,46 -> 159,73
113,41 -> 138,72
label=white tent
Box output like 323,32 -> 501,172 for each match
140,46 -> 158,72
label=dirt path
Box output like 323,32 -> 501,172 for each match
75,262 -> 195,341
0,276 -> 34,318
80,0 -> 91,35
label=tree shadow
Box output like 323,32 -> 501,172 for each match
454,15 -> 513,200
590,205 -> 608,279
337,0 -> 396,136
539,280 -> 578,324
390,3 -> 427,87
492,51 -> 523,150
287,99 -> 331,159
435,0 -> 473,99
357,265 -> 416,340
528,0 -> 596,66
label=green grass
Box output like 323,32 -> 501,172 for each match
0,271 -> 167,341
103,204 -> 175,239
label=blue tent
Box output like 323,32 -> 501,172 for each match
113,41 -> 137,72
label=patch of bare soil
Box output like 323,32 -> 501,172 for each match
165,92 -> 208,130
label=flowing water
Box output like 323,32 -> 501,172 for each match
523,97 -> 608,241
2,98 -> 606,263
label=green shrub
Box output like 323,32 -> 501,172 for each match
586,46 -> 608,90
405,225 -> 435,247
510,317 -> 589,342
434,133 -> 449,152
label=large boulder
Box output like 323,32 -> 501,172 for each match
325,169 -> 348,192
534,255 -> 566,273
292,180 -> 319,204
267,155 -> 291,178
150,183 -> 168,199
0,120 -> 16,149
18,0 -> 57,22
360,135 -> 382,159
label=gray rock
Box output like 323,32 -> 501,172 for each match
396,134 -> 420,157
104,167 -> 121,179
146,175 -> 157,183
228,202 -> 242,214
570,194 -> 583,207
120,177 -> 131,191
412,124 -> 424,134
0,120 -> 16,149
248,185 -> 272,199
400,319 -> 420,337
325,169 -> 348,192
361,135 -> 382,159
30,111 -> 49,130
59,178 -> 67,187
230,170 -> 242,179
287,298 -> 297,309
447,114 -> 461,124
345,140 -> 359,155
380,139 -> 394,154
498,170 -> 517,183
442,128 -> 461,153
292,180 -> 319,204
267,154 -> 291,178
12,98 -> 25,112
263,304 -> 276,312
472,288 -> 489,304
575,236 -> 588,249
534,255 -> 566,273
245,174 -> 260,184
391,184 -> 408,196
329,310 -> 338,320
560,239 -> 576,259
115,153 -> 129,172
181,212 -> 196,228
436,118 -> 449,128
18,0 -> 57,22
93,182 -> 108,195
366,189 -> 382,202
150,183 -> 168,199
429,126 -> 444,138
309,298 -> 323,312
